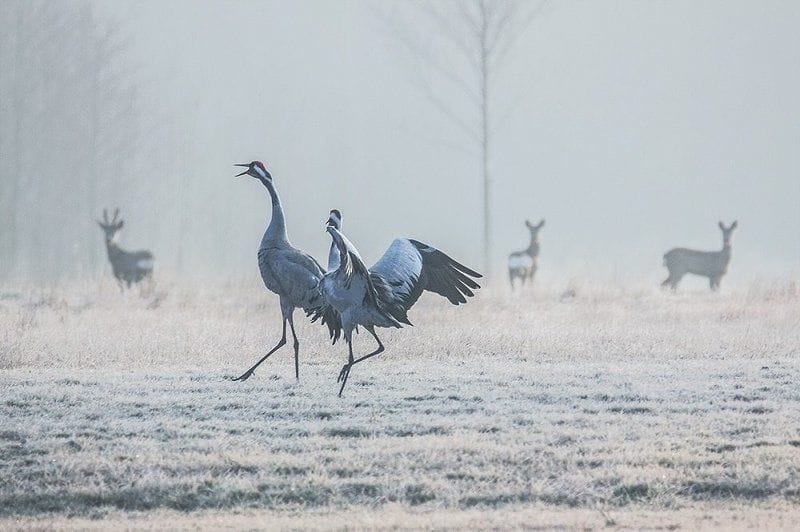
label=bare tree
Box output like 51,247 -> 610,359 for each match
380,0 -> 547,279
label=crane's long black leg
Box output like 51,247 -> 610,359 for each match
337,331 -> 354,384
338,327 -> 385,397
288,316 -> 300,380
337,340 -> 355,396
232,318 -> 287,381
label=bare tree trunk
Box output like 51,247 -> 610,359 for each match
479,1 -> 491,279
7,1 -> 25,279
88,31 -> 99,276
381,0 -> 544,281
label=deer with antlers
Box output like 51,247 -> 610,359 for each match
96,208 -> 154,289
507,219 -> 545,290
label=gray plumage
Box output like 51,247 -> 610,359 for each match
232,161 -> 340,382
311,214 -> 482,396
508,219 -> 544,290
96,208 -> 154,289
326,209 -> 342,271
662,221 -> 738,291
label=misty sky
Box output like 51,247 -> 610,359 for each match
93,0 -> 799,287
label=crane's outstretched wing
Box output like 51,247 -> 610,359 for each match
369,239 -> 482,324
309,227 -> 406,330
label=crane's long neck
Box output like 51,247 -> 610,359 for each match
260,176 -> 288,245
326,226 -> 352,274
327,223 -> 341,271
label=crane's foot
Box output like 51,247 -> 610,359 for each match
337,364 -> 353,397
336,363 -> 350,383
231,370 -> 254,382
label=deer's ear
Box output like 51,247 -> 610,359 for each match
116,220 -> 124,229
96,220 -> 104,229
718,221 -> 725,230
731,220 -> 738,229
538,219 -> 546,228
525,220 -> 533,228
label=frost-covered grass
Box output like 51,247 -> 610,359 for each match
1,278 -> 799,528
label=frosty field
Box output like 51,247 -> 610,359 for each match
1,279 -> 799,529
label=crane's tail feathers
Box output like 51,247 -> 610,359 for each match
306,303 -> 342,344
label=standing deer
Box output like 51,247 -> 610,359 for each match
662,221 -> 737,291
507,219 -> 544,289
96,208 -> 154,289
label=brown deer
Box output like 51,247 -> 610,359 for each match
96,208 -> 154,289
507,219 -> 544,290
662,221 -> 737,291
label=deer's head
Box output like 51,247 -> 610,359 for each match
525,219 -> 545,241
718,220 -> 738,247
97,208 -> 124,244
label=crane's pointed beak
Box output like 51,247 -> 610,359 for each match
234,164 -> 249,177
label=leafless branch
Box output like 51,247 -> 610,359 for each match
397,120 -> 477,156
490,0 -> 548,73
416,1 -> 478,66
414,75 -> 482,145
377,4 -> 482,106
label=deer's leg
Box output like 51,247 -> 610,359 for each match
338,326 -> 384,397
709,276 -> 720,291
144,271 -> 155,296
662,270 -> 681,290
529,264 -> 537,283
232,316 -> 287,381
287,312 -> 300,380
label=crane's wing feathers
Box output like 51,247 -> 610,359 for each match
311,231 -> 479,334
330,228 -> 380,308
369,239 -> 482,323
282,249 -> 324,279
317,302 -> 342,344
268,248 -> 342,344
